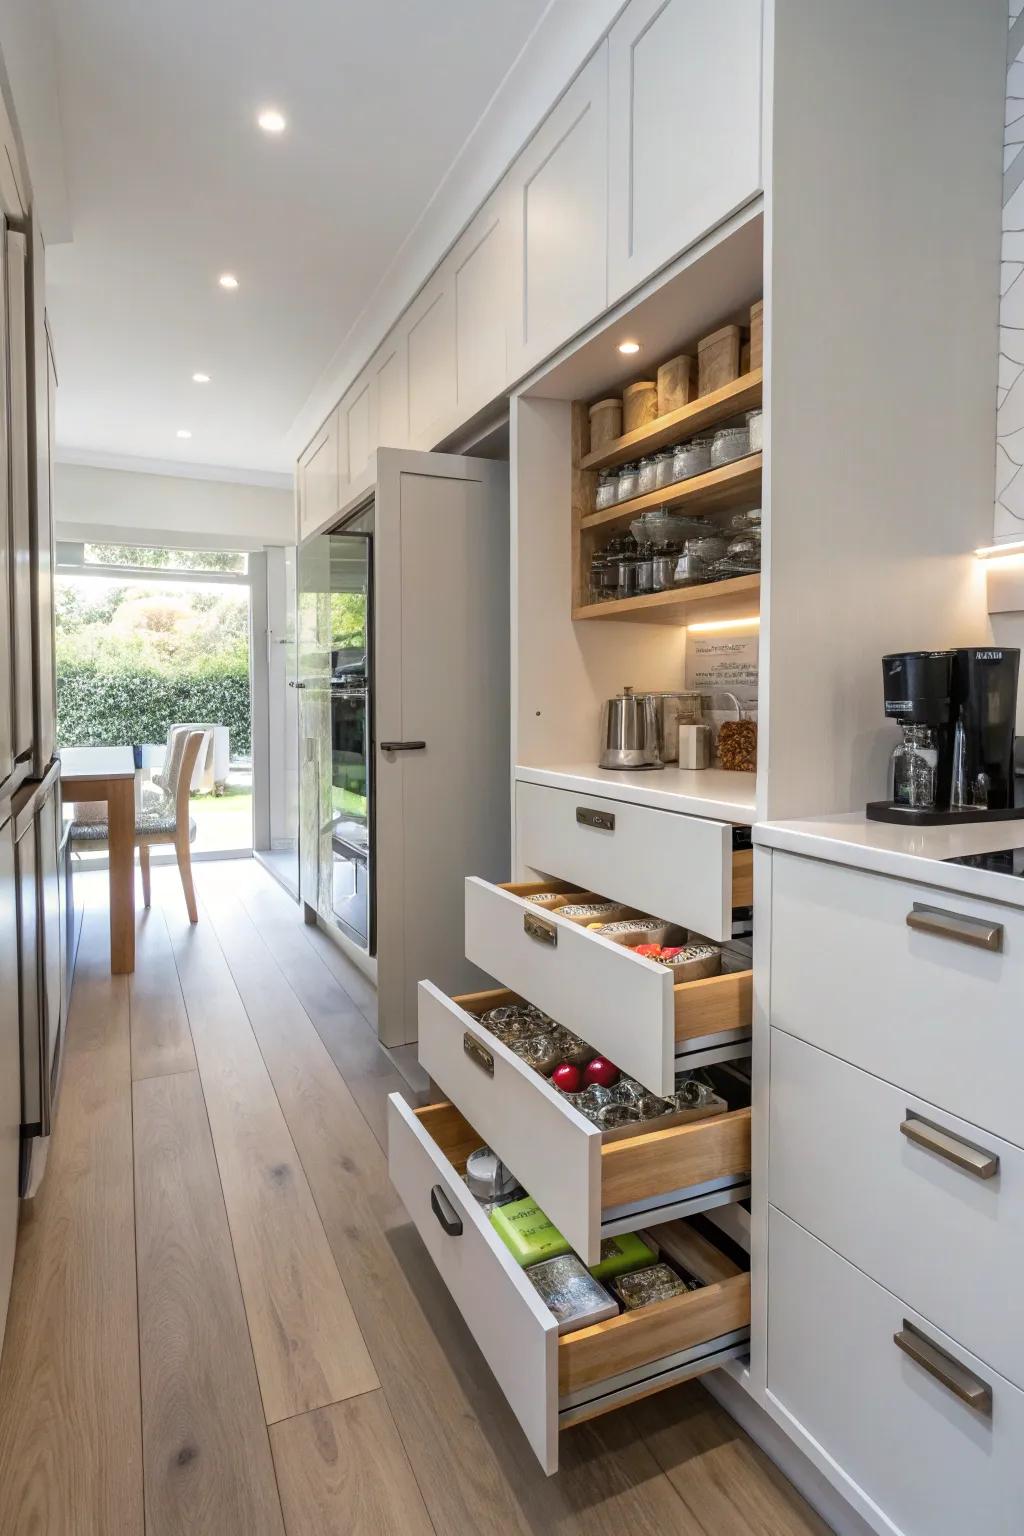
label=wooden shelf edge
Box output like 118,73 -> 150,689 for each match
579,370 -> 763,472
580,454 -> 762,533
572,574 -> 760,624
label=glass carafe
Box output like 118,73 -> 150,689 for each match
890,723 -> 938,809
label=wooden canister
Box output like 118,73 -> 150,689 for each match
622,379 -> 658,433
697,323 -> 741,396
750,299 -> 764,371
656,354 -> 695,416
588,397 -> 622,452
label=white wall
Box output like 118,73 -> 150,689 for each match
54,461 -> 294,550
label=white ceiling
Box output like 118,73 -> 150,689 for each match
31,0 -> 552,478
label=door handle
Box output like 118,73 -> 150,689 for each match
288,681 -> 307,689
894,1321 -> 992,1414
430,1184 -> 463,1237
380,741 -> 426,752
906,903 -> 1003,952
900,1111 -> 999,1180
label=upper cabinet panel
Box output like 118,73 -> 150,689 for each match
297,407 -> 340,542
452,194 -> 510,420
506,45 -> 609,382
341,369 -> 376,486
375,336 -> 409,451
407,271 -> 457,448
607,0 -> 762,303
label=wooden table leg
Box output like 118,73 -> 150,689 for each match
106,778 -> 136,974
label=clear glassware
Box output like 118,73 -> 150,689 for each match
710,425 -> 751,468
635,542 -> 655,593
652,542 -> 678,592
636,456 -> 659,496
890,723 -> 939,809
595,471 -> 617,511
654,451 -> 675,489
672,438 -> 712,481
616,462 -> 640,502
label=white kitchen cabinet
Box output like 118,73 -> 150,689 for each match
451,192 -> 510,419
297,408 -> 341,542
607,0 -> 762,302
505,45 -> 609,381
340,367 -> 376,487
405,268 -> 457,449
373,335 -> 409,450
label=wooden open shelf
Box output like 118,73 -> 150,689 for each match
579,370 -> 762,472
581,454 -> 761,533
572,573 -> 760,626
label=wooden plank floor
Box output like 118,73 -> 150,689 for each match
0,858 -> 832,1536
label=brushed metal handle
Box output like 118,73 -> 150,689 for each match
380,741 -> 426,753
463,1033 -> 494,1076
576,806 -> 615,832
900,1111 -> 999,1180
430,1185 -> 463,1237
906,903 -> 1003,952
894,1321 -> 992,1414
288,680 -> 306,689
523,910 -> 557,946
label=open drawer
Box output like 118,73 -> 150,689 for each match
516,779 -> 753,942
418,981 -> 752,1265
388,1093 -> 750,1474
465,876 -> 752,1095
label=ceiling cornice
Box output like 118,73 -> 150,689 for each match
56,445 -> 293,491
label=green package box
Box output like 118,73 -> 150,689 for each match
489,1195 -> 571,1267
587,1232 -> 657,1282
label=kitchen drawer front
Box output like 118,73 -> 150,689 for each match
465,879 -> 752,1096
768,1209 -> 1024,1536
516,780 -> 748,941
388,1092 -> 750,1474
769,1030 -> 1024,1391
418,981 -> 751,1266
769,851 -> 1024,1144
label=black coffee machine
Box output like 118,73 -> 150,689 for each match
866,647 -> 1024,825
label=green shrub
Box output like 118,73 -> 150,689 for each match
57,658 -> 251,755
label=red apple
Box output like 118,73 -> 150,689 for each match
551,1062 -> 581,1093
584,1057 -> 620,1088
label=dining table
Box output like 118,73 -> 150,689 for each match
59,746 -> 137,974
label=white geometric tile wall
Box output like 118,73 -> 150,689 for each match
997,0 -> 1024,538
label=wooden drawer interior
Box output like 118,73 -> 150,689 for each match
411,1101 -> 750,1412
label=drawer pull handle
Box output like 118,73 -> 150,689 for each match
430,1185 -> 463,1237
463,1033 -> 494,1076
893,1321 -> 992,1414
576,806 -> 615,832
900,1112 -> 999,1180
523,910 -> 557,946
906,903 -> 1003,952
380,740 -> 426,753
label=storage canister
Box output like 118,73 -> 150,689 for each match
697,324 -> 741,396
672,437 -> 712,481
615,462 -> 640,502
595,471 -> 617,511
636,456 -> 659,496
710,425 -> 750,468
746,409 -> 763,453
657,354 -> 695,416
654,451 -> 675,489
589,398 -> 622,452
622,380 -> 658,433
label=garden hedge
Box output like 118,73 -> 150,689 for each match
57,661 -> 251,755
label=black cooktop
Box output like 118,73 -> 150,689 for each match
945,847 -> 1024,877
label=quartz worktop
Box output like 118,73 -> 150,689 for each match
755,811 -> 1024,910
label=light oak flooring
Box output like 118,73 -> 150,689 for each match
0,858 -> 832,1536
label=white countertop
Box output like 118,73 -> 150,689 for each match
515,763 -> 757,824
755,811 -> 1024,908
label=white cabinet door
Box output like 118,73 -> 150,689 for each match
506,45 -> 609,381
340,367 -> 376,487
607,0 -> 762,302
373,334 -> 409,450
406,270 -> 457,449
451,193 -> 510,419
297,409 -> 340,542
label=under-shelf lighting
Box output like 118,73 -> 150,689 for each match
975,538 -> 1024,563
686,616 -> 760,632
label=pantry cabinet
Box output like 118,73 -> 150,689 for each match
606,0 -> 763,303
339,366 -> 376,487
451,193 -> 511,420
297,407 -> 341,542
406,267 -> 457,449
373,335 -> 409,451
505,46 -> 609,381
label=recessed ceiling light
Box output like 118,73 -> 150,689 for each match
257,108 -> 287,134
176,429 -> 192,439
192,372 -> 210,384
218,272 -> 239,290
617,340 -> 641,355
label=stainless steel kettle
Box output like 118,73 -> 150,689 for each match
599,686 -> 664,771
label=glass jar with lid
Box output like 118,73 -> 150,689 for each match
635,542 -> 655,593
595,471 -> 617,511
652,541 -> 678,592
636,456 -> 659,496
672,437 -> 712,482
616,462 -> 640,502
710,425 -> 750,468
746,408 -> 763,453
675,533 -> 728,586
614,537 -> 640,599
654,451 -> 675,489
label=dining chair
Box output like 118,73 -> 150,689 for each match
70,729 -> 207,923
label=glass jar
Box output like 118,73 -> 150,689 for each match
636,456 -> 659,496
616,462 -> 639,502
635,542 -> 655,593
589,548 -> 609,602
890,723 -> 938,809
710,425 -> 750,468
654,451 -> 675,489
615,538 -> 639,599
652,542 -> 678,592
595,471 -> 617,511
671,437 -> 712,481
746,408 -> 763,453
675,534 -> 727,586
